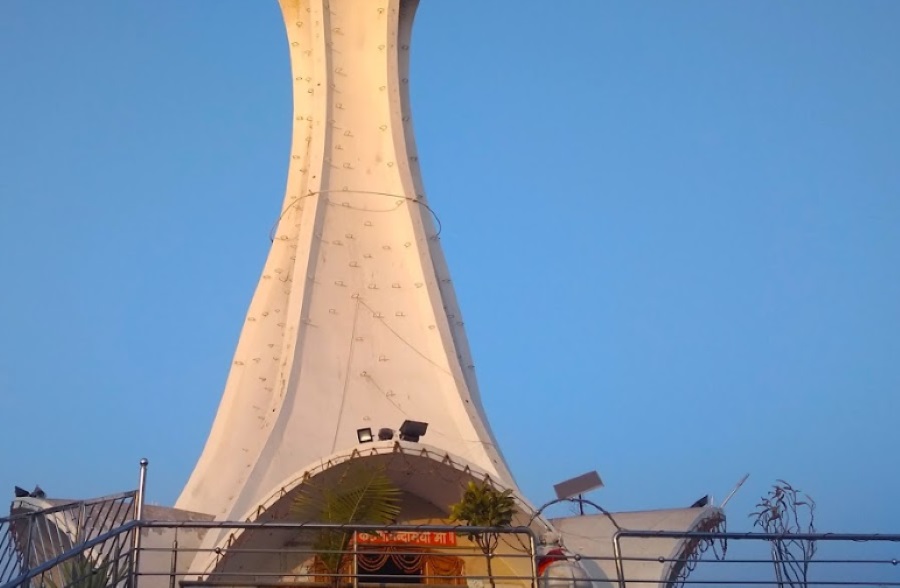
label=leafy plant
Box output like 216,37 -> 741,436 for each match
750,480 -> 817,588
44,552 -> 121,588
449,480 -> 516,588
290,463 -> 402,585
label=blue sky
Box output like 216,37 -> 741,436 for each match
1,1 -> 898,534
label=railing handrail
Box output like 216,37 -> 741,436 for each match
614,529 -> 900,542
8,517 -> 900,588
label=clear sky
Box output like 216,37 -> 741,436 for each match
1,1 -> 898,535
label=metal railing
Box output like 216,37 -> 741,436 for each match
612,530 -> 900,587
5,519 -> 900,588
1,459 -> 149,588
3,522 -> 138,588
3,463 -> 899,588
1,492 -> 137,587
136,521 -> 538,588
131,523 -> 900,588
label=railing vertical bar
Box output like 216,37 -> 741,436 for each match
94,500 -> 114,538
23,515 -> 35,577
127,526 -> 136,588
352,533 -> 358,588
613,531 -> 626,588
168,537 -> 178,588
48,512 -> 66,562
77,503 -> 87,545
132,459 -> 148,588
111,529 -> 122,588
110,496 -> 131,529
47,514 -> 67,588
0,530 -> 18,582
34,516 -> 50,573
528,531 -> 538,588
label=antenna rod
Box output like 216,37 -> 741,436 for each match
720,473 -> 750,508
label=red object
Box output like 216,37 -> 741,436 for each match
536,548 -> 567,576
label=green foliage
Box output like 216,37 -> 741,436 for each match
44,553 -> 119,588
290,463 -> 402,579
449,481 -> 516,539
448,480 -> 516,588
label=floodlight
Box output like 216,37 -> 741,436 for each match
378,428 -> 395,441
14,486 -> 29,498
398,420 -> 428,442
690,495 -> 710,508
356,428 -> 374,443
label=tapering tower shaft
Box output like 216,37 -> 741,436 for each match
177,0 -> 515,521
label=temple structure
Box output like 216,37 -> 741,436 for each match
170,1 -> 724,583
6,2 -> 724,587
177,0 -> 515,524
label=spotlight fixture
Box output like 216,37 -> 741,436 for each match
398,420 -> 428,442
690,495 -> 710,508
356,428 -> 374,443
378,428 -> 395,441
13,485 -> 46,499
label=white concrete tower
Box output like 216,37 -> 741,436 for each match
176,0 -> 516,521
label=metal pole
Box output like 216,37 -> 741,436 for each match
352,533 -> 358,588
527,531 -> 538,588
135,458 -> 148,522
169,538 -> 179,588
132,458 -> 149,588
111,531 -> 121,588
612,532 -> 626,588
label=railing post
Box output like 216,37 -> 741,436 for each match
352,533 -> 358,588
168,537 -> 179,588
23,515 -> 35,575
111,530 -> 121,588
527,530 -> 538,588
132,458 -> 149,588
612,532 -> 626,588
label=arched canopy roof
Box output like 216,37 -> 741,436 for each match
188,441 -> 549,577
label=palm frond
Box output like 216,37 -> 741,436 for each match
290,463 -> 402,576
291,464 -> 401,525
45,553 -> 120,588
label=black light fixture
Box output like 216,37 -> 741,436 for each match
399,420 -> 428,442
690,495 -> 710,508
357,428 -> 374,443
378,428 -> 395,441
13,485 -> 46,499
